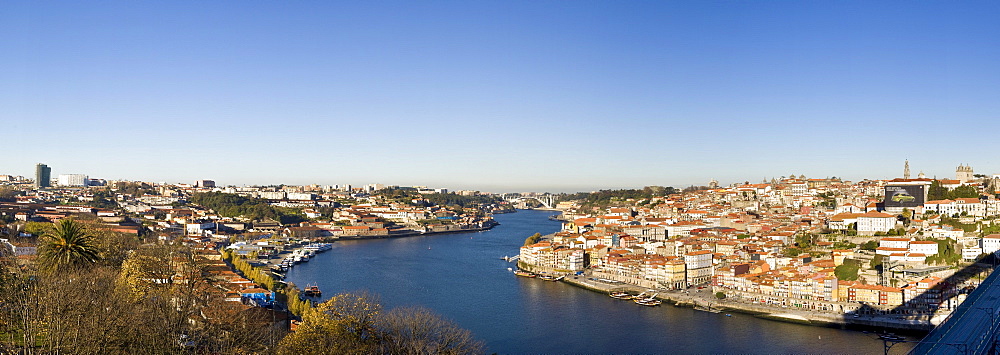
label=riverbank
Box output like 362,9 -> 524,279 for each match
559,275 -> 934,333
336,220 -> 499,240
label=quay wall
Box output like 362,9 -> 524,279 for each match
559,276 -> 934,332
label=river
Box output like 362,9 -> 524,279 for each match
286,210 -> 912,353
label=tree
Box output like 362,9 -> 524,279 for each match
870,255 -> 886,270
794,233 -> 815,248
714,292 -> 726,300
0,187 -> 19,202
524,233 -> 543,246
277,293 -> 484,355
278,292 -> 383,355
378,307 -> 485,354
38,218 -> 102,272
23,221 -> 49,236
928,180 -> 948,201
860,240 -> 878,251
834,260 -> 860,281
950,185 -> 979,199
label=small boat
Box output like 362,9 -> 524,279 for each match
303,284 -> 322,297
610,291 -> 633,300
514,270 -> 536,278
634,298 -> 662,306
634,293 -> 661,306
725,314 -> 732,317
539,275 -> 557,281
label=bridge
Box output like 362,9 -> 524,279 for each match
500,194 -> 557,209
909,262 -> 1000,354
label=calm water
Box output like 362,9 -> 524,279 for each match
287,210 -> 907,354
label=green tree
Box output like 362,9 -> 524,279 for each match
715,292 -> 726,300
524,233 -> 543,246
834,260 -> 860,281
870,254 -> 886,270
23,221 -> 49,236
860,240 -> 878,251
950,185 -> 980,199
38,219 -> 102,272
794,233 -> 815,248
928,180 -> 948,200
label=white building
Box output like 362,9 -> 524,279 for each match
926,225 -> 965,240
982,234 -> 1000,254
924,198 -> 985,217
888,252 -> 927,263
964,247 -> 984,261
186,222 -> 216,236
286,192 -> 315,200
879,237 -> 912,249
857,211 -> 896,234
57,174 -> 89,187
258,191 -> 286,200
908,241 -> 939,256
684,250 -> 713,285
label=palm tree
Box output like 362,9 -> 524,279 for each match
39,218 -> 102,272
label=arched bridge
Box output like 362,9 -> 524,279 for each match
500,194 -> 557,209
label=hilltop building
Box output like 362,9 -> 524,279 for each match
58,174 -> 89,187
956,164 -> 974,183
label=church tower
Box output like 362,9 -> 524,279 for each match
903,160 -> 911,179
957,164 -> 974,183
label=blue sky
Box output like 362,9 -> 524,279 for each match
4,1 -> 1000,192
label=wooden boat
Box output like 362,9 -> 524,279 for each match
634,298 -> 662,306
634,293 -> 661,306
610,291 -> 633,300
514,270 -> 536,278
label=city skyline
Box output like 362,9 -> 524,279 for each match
12,160 -> 990,194
5,2 -> 1000,191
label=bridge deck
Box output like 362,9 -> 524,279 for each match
910,266 -> 1000,354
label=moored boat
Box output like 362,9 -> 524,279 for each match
514,270 -> 536,278
634,297 -> 662,306
303,284 -> 322,297
610,291 -> 633,300
634,292 -> 661,306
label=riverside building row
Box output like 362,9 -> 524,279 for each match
520,167 -> 1000,314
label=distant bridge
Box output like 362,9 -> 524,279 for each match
500,194 -> 556,209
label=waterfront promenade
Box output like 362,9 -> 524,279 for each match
561,273 -> 936,331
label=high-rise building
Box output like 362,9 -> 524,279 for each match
35,163 -> 51,188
